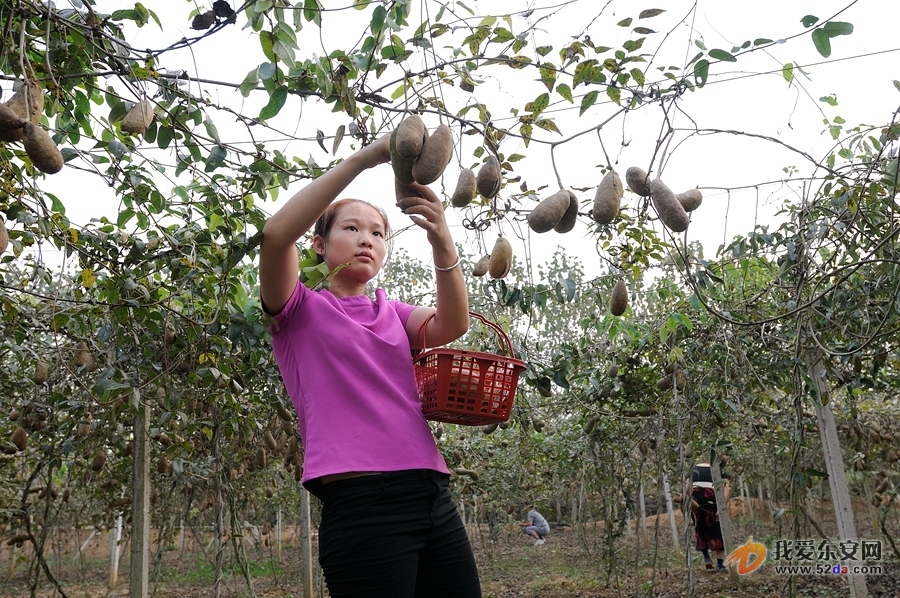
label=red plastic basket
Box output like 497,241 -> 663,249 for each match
414,312 -> 526,426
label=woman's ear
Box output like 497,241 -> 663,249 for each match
312,234 -> 326,258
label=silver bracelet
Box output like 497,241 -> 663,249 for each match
434,256 -> 461,271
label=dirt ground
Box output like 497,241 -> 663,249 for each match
1,497 -> 897,597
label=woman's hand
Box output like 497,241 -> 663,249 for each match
395,183 -> 454,254
356,133 -> 392,170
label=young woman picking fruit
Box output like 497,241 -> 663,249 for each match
259,132 -> 480,597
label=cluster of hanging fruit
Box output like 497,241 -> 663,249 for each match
0,79 -> 62,175
390,114 -> 513,280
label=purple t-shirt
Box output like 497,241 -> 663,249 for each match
269,281 -> 449,488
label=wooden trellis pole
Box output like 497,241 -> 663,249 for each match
299,488 -> 314,598
662,475 -> 682,558
130,392 -> 150,598
711,456 -> 738,583
807,351 -> 868,598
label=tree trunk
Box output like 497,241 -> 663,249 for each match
807,351 -> 868,598
130,393 -> 150,598
862,481 -> 882,540
741,476 -> 756,521
299,488 -> 314,598
638,481 -> 650,548
178,517 -> 185,557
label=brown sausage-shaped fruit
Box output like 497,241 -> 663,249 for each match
390,128 -> 416,184
472,255 -> 491,277
33,360 -> 49,384
527,190 -> 570,233
0,223 -> 8,256
395,115 -> 427,160
91,449 -> 107,472
650,178 -> 689,232
22,123 -> 64,174
676,189 -> 703,212
554,191 -> 579,233
395,178 -> 424,202
121,100 -> 155,134
476,156 -> 501,198
412,124 -> 453,185
625,167 -> 651,196
0,103 -> 25,143
591,170 -> 623,224
488,237 -> 513,279
609,279 -> 628,316
4,79 -> 43,142
451,168 -> 477,207
11,427 -> 27,451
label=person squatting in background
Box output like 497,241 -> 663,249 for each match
519,505 -> 550,546
259,133 -> 481,597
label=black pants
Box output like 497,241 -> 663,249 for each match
318,469 -> 482,598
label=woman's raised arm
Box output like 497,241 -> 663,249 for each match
259,135 -> 391,314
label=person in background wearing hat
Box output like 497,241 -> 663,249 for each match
687,457 -> 731,572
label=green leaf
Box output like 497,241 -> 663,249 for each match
819,94 -> 838,106
708,48 -> 736,62
258,62 -> 277,80
573,59 -> 604,87
259,31 -> 277,62
259,86 -> 288,120
240,68 -> 260,97
490,27 -> 514,44
606,87 -> 621,105
782,62 -> 794,83
48,192 -> 66,215
692,59 -> 709,87
579,90 -> 598,116
534,118 -> 561,135
893,80 -> 900,93
157,125 -> 173,150
118,208 -> 135,227
332,125 -> 345,154
204,120 -> 220,144
539,64 -> 557,91
630,68 -> 645,86
173,186 -> 190,202
531,92 -> 550,117
801,15 -> 818,28
753,38 -> 773,46
304,0 -> 323,27
823,21 -> 853,36
205,146 -> 227,172
370,5 -> 387,35
556,83 -> 573,103
622,38 -> 645,53
811,29 -> 831,57
638,9 -> 665,19
617,18 -> 632,27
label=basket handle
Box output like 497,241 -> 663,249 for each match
414,311 -> 517,359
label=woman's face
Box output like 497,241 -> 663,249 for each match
313,202 -> 388,284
